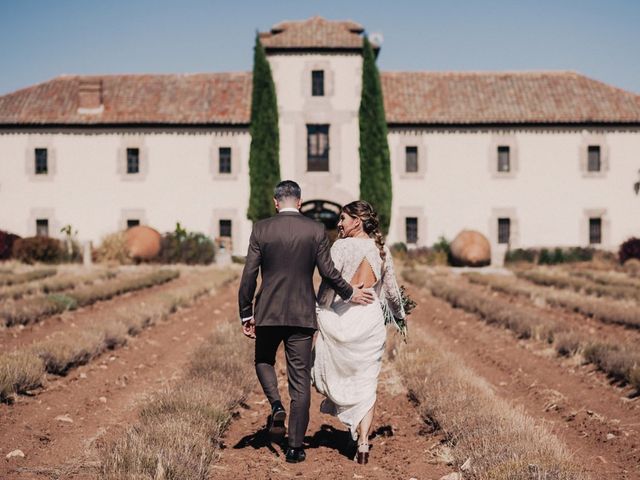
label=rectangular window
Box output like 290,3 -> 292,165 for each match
312,70 -> 324,96
127,148 -> 140,174
219,219 -> 232,237
498,217 -> 511,244
589,217 -> 602,244
307,124 -> 330,172
587,145 -> 601,172
127,219 -> 140,228
35,148 -> 48,174
497,146 -> 510,172
219,147 -> 231,174
405,146 -> 418,173
36,218 -> 49,237
405,217 -> 418,244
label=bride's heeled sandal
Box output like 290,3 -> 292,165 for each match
355,443 -> 369,465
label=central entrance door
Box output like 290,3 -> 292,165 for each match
300,200 -> 342,241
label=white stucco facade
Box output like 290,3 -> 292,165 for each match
269,53 -> 362,206
0,129 -> 252,254
386,127 -> 640,250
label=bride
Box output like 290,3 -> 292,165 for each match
311,200 -> 406,464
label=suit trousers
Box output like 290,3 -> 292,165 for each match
255,326 -> 315,448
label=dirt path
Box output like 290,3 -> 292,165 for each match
216,344 -> 453,480
407,284 -> 640,479
0,272 -> 190,350
0,280 -> 237,480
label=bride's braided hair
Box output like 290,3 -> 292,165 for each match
341,201 -> 386,260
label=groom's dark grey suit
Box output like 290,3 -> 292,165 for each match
238,210 -> 353,448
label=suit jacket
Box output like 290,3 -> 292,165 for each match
238,211 -> 354,329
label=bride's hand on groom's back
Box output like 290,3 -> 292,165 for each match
350,282 -> 374,305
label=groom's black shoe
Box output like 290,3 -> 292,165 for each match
285,447 -> 306,463
267,403 -> 286,441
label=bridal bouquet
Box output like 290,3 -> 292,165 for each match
396,285 -> 416,342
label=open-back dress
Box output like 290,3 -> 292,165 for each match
311,237 -> 406,440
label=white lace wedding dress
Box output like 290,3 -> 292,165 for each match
311,237 -> 405,440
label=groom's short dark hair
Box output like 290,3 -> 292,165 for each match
274,180 -> 301,201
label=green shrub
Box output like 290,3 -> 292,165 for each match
564,247 -> 593,262
158,223 -> 215,265
432,236 -> 451,261
390,242 -> 407,254
12,237 -> 63,264
505,248 -> 536,264
390,240 -> 450,266
551,247 -> 564,264
538,248 -> 552,265
526,246 -> 595,265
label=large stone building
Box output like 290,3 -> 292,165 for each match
1,17 -> 639,256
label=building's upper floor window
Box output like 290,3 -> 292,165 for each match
587,145 -> 601,172
498,217 -> 511,244
589,217 -> 602,244
312,70 -> 324,96
405,146 -> 418,173
127,219 -> 140,228
219,219 -> 232,237
307,124 -> 329,172
219,147 -> 232,174
36,218 -> 49,237
35,148 -> 48,175
127,148 -> 140,174
497,146 -> 510,173
406,217 -> 418,244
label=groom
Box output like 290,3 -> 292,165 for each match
238,180 -> 373,463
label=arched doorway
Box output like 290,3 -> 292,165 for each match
301,200 -> 342,241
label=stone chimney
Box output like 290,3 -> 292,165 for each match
77,78 -> 103,114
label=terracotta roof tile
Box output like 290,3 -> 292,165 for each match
0,73 -> 252,125
1,71 -> 639,126
381,71 -> 640,124
260,16 -> 366,50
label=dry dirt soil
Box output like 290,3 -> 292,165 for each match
1,277 -> 639,479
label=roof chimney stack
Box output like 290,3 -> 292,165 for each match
77,78 -> 103,114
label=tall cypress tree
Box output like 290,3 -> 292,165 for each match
247,34 -> 280,222
359,36 -> 392,234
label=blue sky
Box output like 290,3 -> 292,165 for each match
1,0 -> 639,95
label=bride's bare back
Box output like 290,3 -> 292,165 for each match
350,258 -> 378,289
